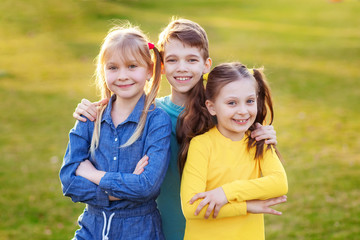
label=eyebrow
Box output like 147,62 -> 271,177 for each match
225,94 -> 257,100
165,54 -> 201,59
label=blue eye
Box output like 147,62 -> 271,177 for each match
228,101 -> 236,106
247,99 -> 255,104
129,64 -> 137,69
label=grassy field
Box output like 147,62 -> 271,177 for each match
0,0 -> 359,239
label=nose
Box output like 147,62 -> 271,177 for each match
236,104 -> 247,115
117,68 -> 128,80
177,60 -> 188,72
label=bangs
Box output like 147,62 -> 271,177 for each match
104,37 -> 150,67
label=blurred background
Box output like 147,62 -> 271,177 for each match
0,0 -> 359,239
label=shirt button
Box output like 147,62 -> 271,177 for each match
115,138 -> 118,142
113,157 -> 117,160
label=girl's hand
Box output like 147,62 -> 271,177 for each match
73,98 -> 109,122
75,160 -> 105,185
246,195 -> 287,215
190,187 -> 229,219
251,123 -> 277,145
133,155 -> 149,175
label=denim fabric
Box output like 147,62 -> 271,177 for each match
60,94 -> 171,239
73,202 -> 164,240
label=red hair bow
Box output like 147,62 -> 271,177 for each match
148,42 -> 155,50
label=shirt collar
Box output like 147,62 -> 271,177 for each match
102,94 -> 146,125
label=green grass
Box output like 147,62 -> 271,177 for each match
0,0 -> 359,239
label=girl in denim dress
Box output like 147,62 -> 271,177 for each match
60,24 -> 171,240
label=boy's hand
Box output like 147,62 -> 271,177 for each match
73,98 -> 109,122
251,123 -> 277,145
247,195 -> 287,215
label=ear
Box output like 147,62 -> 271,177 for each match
205,99 -> 216,116
203,57 -> 212,74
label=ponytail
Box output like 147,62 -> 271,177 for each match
247,68 -> 281,161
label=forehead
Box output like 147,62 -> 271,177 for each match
163,38 -> 203,58
218,78 -> 257,98
105,47 -> 146,66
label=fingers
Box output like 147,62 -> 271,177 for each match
267,195 -> 287,207
263,195 -> 287,216
137,156 -> 149,169
95,98 -> 109,106
133,155 -> 149,175
251,123 -> 276,142
204,202 -> 215,219
74,99 -> 98,121
266,208 -> 282,216
190,192 -> 205,204
194,198 -> 209,216
73,112 -> 87,122
265,139 -> 278,146
213,204 -> 222,219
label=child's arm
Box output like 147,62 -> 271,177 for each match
97,110 -> 172,201
73,98 -> 108,122
251,123 -> 277,145
181,137 -> 248,220
76,155 -> 149,201
190,186 -> 287,218
221,146 -> 288,202
59,120 -> 110,207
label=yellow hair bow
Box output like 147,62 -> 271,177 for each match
203,73 -> 209,81
248,68 -> 254,75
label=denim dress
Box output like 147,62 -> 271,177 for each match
60,94 -> 171,240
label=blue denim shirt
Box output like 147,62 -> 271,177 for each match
60,94 -> 171,211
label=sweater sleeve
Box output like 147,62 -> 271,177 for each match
181,137 -> 247,220
222,146 -> 288,202
59,120 -> 110,206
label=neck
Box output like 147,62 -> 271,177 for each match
170,88 -> 188,106
111,93 -> 142,127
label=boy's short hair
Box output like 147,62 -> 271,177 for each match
158,18 -> 209,60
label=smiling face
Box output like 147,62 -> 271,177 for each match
162,38 -> 211,104
104,52 -> 152,101
206,78 -> 258,141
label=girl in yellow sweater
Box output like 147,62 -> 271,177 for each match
179,62 -> 288,240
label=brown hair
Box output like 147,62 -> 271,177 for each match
157,17 -> 209,61
91,24 -> 162,155
177,62 -> 279,175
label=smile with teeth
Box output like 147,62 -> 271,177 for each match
175,76 -> 192,81
233,118 -> 249,124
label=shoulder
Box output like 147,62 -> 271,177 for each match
190,129 -> 214,149
263,144 -> 279,159
70,118 -> 94,133
68,118 -> 94,141
147,104 -> 171,127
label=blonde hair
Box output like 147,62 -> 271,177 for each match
90,24 -> 162,155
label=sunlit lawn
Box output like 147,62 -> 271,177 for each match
0,0 -> 359,239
